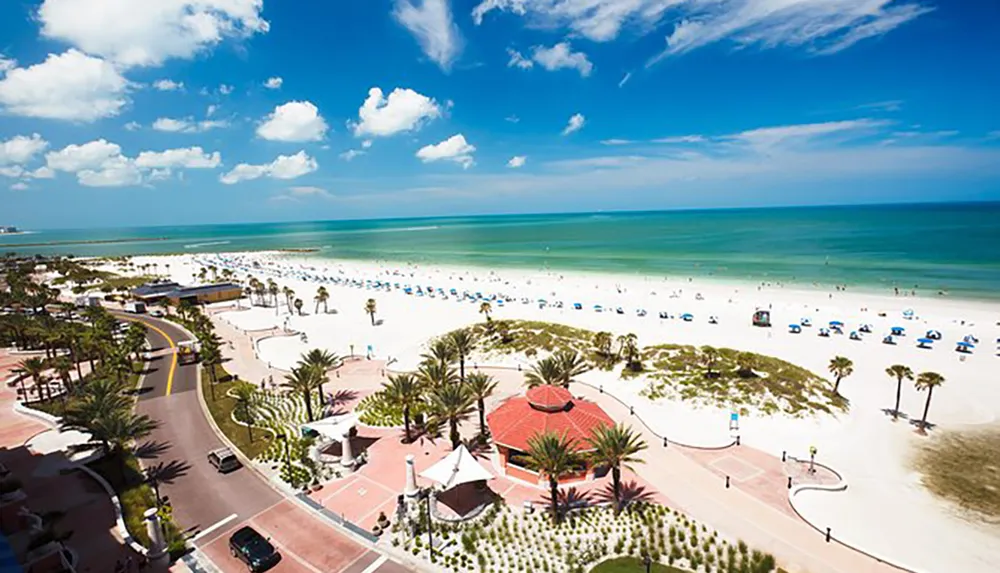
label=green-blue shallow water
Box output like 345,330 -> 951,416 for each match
4,203 -> 999,300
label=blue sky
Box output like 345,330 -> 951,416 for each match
1,0 -> 998,229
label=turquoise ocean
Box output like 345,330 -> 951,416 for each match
4,203 -> 1000,300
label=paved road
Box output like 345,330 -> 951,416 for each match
122,313 -> 410,573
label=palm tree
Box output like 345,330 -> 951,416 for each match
915,372 -> 945,432
523,357 -> 562,388
585,424 -> 648,513
885,364 -> 914,420
300,349 -> 339,406
828,356 -> 854,394
447,329 -> 476,383
49,356 -> 74,396
735,352 -> 757,377
14,357 -> 48,403
465,371 -> 497,437
314,286 -> 329,314
383,373 -> 422,442
524,431 -> 582,524
158,298 -> 172,316
282,286 -> 295,314
283,366 -> 320,422
427,383 -> 475,449
479,301 -> 492,322
293,298 -> 303,315
422,339 -> 457,368
700,346 -> 720,378
97,410 -> 159,482
231,382 -> 257,443
619,334 -> 640,371
125,323 -> 147,363
364,298 -> 377,326
418,360 -> 457,388
553,350 -> 590,386
267,279 -> 279,311
592,331 -> 613,359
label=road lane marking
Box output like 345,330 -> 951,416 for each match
192,513 -> 238,543
122,317 -> 179,397
360,555 -> 388,573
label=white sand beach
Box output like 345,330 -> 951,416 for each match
102,251 -> 1000,573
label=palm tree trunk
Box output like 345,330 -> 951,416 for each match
370,313 -> 375,326
893,378 -> 903,419
920,387 -> 934,430
549,477 -> 560,524
459,357 -> 465,384
403,409 -> 411,443
303,392 -> 314,422
612,466 -> 622,513
449,420 -> 459,449
317,382 -> 325,407
246,417 -> 254,443
833,375 -> 842,394
478,399 -> 486,436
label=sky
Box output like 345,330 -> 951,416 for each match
1,0 -> 999,229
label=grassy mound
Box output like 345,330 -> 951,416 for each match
914,426 -> 1000,524
641,345 -> 846,416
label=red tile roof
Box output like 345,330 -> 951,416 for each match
487,387 -> 614,452
525,384 -> 572,411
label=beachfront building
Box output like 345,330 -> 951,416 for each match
131,281 -> 243,305
487,385 -> 613,486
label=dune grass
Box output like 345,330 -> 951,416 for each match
456,320 -> 841,417
591,558 -> 692,573
914,426 -> 1000,524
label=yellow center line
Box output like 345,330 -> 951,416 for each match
121,316 -> 178,397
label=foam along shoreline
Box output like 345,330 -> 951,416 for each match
94,251 -> 1000,573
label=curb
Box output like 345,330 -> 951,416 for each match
76,464 -> 150,558
12,400 -> 61,426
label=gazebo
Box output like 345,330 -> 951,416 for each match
487,385 -> 613,486
300,413 -> 359,471
418,445 -> 495,521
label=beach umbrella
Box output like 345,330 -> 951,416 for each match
681,313 -> 693,321
926,330 -> 941,339
891,326 -> 906,334
956,340 -> 974,348
574,303 -> 582,310
903,308 -> 914,317
917,337 -> 934,344
829,320 -> 844,326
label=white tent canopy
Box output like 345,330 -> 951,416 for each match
300,413 -> 358,442
420,445 -> 494,491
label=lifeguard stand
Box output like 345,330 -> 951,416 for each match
752,309 -> 771,327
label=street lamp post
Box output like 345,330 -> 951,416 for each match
424,489 -> 434,563
643,553 -> 652,573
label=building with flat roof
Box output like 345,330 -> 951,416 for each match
131,281 -> 242,305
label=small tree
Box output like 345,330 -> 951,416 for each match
479,301 -> 492,322
365,298 -> 377,326
525,431 -> 582,524
885,364 -> 913,420
700,346 -> 720,378
466,372 -> 497,437
294,298 -> 304,315
828,356 -> 854,394
915,372 -> 945,432
231,382 -> 257,443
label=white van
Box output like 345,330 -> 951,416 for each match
207,447 -> 241,473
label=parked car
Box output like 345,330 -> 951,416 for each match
208,447 -> 241,473
150,309 -> 165,318
229,526 -> 280,572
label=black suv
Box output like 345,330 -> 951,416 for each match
228,526 -> 281,572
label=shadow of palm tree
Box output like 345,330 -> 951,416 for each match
880,408 -> 909,419
592,480 -> 656,507
134,440 -> 172,459
144,459 -> 192,485
539,487 -> 593,513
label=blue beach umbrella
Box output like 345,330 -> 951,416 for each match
891,326 -> 906,335
829,320 -> 844,326
917,337 -> 934,346
681,313 -> 694,321
574,302 -> 582,310
957,340 -> 974,348
789,324 -> 801,333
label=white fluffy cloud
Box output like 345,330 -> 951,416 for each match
507,155 -> 526,168
353,87 -> 442,138
0,134 -> 48,165
152,117 -> 228,133
532,43 -> 593,77
0,167 -> 24,178
46,139 -> 221,187
152,79 -> 183,91
37,0 -> 269,68
46,140 -> 124,172
393,0 -> 462,71
506,48 -> 533,69
10,182 -> 29,191
220,151 -> 318,184
339,149 -> 365,161
562,113 -> 586,135
264,76 -> 283,89
135,147 -> 221,169
219,84 -> 234,95
473,1 -> 929,60
0,50 -> 129,122
416,134 -> 475,168
256,101 -> 328,142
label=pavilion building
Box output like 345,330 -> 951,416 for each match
487,385 -> 614,486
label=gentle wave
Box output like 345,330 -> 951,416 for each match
184,240 -> 232,249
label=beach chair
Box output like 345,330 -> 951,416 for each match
850,331 -> 861,341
